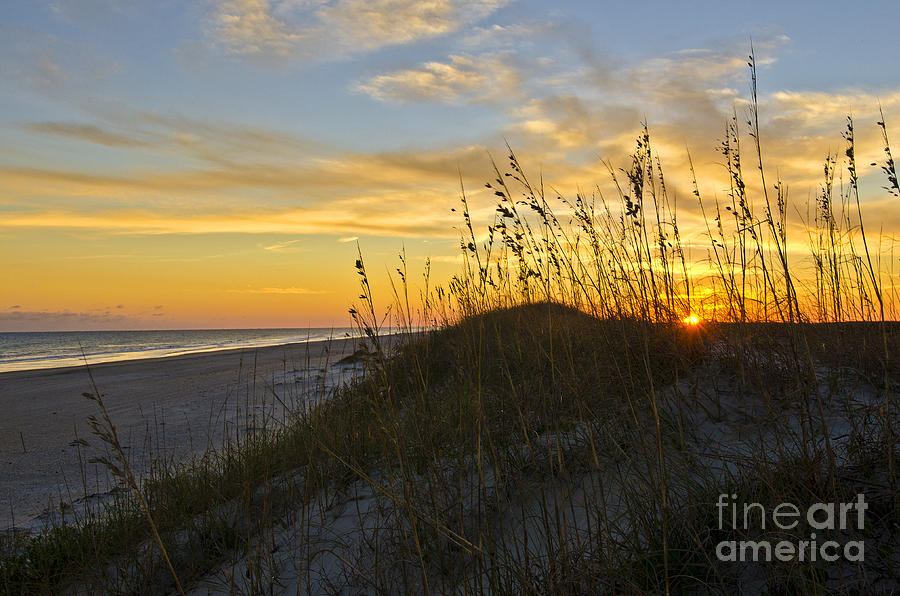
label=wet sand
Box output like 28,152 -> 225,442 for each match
0,336 -> 367,531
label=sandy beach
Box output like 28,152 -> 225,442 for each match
0,336 -> 368,531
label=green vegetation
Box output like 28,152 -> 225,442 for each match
2,58 -> 899,594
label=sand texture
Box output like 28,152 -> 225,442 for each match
0,336 -> 368,531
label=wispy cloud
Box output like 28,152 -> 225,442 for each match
210,0 -> 302,57
427,254 -> 464,264
0,198 -> 458,238
459,22 -> 547,49
26,121 -> 153,148
357,53 -> 520,104
209,0 -> 511,61
0,138 -> 494,236
24,108 -> 323,166
260,239 -> 302,252
0,27 -> 117,95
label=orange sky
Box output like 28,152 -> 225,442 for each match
2,1 -> 900,329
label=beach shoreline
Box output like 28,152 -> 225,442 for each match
0,335 -> 372,531
0,328 -> 363,374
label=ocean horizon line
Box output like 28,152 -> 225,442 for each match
0,327 -> 369,374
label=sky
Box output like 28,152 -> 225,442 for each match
2,0 -> 900,330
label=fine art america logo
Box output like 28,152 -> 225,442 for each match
715,494 -> 866,562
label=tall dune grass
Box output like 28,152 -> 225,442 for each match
445,57 -> 896,325
2,57 -> 899,594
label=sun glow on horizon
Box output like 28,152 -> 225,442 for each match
3,2 -> 900,330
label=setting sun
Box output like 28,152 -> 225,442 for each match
683,315 -> 700,325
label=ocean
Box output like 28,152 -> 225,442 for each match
0,328 -> 361,373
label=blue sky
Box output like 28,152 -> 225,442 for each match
5,0 -> 898,153
2,0 -> 900,329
